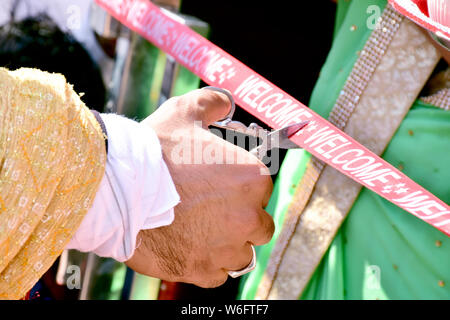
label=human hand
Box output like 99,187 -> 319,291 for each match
125,88 -> 275,288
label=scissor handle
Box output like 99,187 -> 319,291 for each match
203,86 -> 236,121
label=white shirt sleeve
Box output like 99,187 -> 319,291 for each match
66,113 -> 180,262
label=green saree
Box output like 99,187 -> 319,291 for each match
239,0 -> 450,300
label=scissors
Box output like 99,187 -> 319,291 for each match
204,86 -> 309,161
203,87 -> 308,278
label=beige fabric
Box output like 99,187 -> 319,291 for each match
0,68 -> 106,299
257,18 -> 441,299
420,88 -> 450,110
256,6 -> 404,299
420,68 -> 450,110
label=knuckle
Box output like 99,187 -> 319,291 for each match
256,211 -> 275,244
198,273 -> 228,288
215,274 -> 229,287
169,95 -> 182,106
248,161 -> 271,179
262,215 -> 275,243
259,170 -> 273,188
247,210 -> 272,232
258,164 -> 272,177
237,210 -> 274,245
245,161 -> 265,177
252,168 -> 273,194
237,213 -> 256,232
235,210 -> 261,234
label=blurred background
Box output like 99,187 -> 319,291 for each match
0,0 -> 336,300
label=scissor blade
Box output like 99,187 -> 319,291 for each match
211,120 -> 266,138
284,121 -> 309,138
269,121 -> 309,149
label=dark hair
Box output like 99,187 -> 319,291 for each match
0,13 -> 106,112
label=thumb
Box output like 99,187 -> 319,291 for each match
178,87 -> 234,127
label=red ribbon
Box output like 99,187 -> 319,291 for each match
389,0 -> 450,40
96,0 -> 450,236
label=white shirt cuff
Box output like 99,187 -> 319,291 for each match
66,113 -> 180,262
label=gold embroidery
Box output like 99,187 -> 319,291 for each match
0,68 -> 106,299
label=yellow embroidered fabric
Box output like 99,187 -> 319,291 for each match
0,68 -> 106,299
